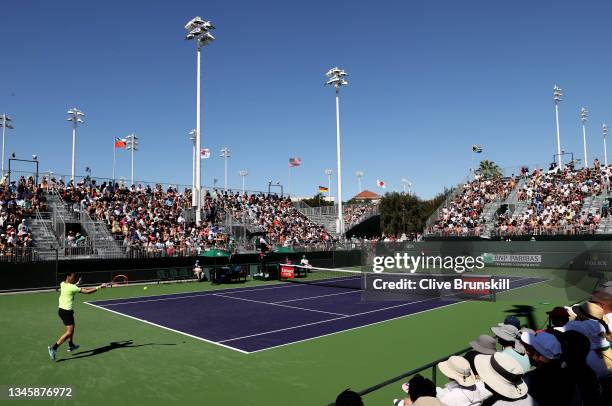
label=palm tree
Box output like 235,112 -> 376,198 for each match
478,160 -> 502,178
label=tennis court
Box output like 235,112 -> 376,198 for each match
88,269 -> 547,353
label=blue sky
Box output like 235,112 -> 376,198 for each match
2,1 -> 612,199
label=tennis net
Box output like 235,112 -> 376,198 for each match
278,264 -> 497,301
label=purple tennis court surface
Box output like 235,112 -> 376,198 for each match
88,276 -> 545,353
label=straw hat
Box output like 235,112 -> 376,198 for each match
413,397 -> 445,406
572,301 -> 604,321
474,352 -> 528,399
437,356 -> 476,387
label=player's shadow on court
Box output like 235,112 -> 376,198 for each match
57,340 -> 177,362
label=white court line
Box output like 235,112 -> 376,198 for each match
219,294 -> 448,343
91,283 -> 309,306
273,290 -> 360,303
95,282 -> 305,306
211,293 -> 349,317
83,301 -> 250,354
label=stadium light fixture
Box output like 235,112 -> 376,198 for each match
325,67 -> 348,235
603,124 -> 609,166
185,16 -> 215,223
0,113 -> 14,176
401,178 -> 412,194
189,129 -> 197,207
125,134 -> 139,186
239,170 -> 248,194
580,107 -> 588,168
66,108 -> 84,182
324,169 -> 333,199
355,170 -> 364,193
553,85 -> 563,168
220,147 -> 230,191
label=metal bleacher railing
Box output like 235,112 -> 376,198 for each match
326,347 -> 471,405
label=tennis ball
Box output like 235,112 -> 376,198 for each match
143,286 -> 148,290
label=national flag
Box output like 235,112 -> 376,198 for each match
200,148 -> 210,159
319,186 -> 329,193
114,138 -> 126,149
376,179 -> 386,188
472,145 -> 483,153
289,157 -> 302,167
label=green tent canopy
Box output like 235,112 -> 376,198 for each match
274,246 -> 295,253
199,249 -> 232,257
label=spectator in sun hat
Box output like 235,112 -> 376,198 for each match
520,331 -> 574,406
564,319 -> 612,378
435,355 -> 489,406
571,301 -> 611,340
590,286 -> 612,332
473,352 -> 535,405
470,335 -> 497,355
491,324 -> 530,373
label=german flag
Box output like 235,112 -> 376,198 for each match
319,186 -> 329,193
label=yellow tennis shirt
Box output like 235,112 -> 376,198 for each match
59,282 -> 81,310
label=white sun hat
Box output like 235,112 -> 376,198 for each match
474,352 -> 528,399
437,355 -> 476,387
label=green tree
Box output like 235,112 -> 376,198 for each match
478,160 -> 502,178
378,188 -> 453,236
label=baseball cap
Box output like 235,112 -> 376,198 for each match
503,315 -> 521,329
520,331 -> 562,359
564,320 -> 609,350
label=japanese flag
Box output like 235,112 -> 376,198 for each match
200,148 -> 210,159
377,179 -> 386,188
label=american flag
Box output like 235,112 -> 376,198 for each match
289,157 -> 302,167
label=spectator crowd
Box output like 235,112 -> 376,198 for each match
429,163 -> 612,238
45,178 -> 333,255
0,175 -> 45,252
431,174 -> 517,236
336,282 -> 612,406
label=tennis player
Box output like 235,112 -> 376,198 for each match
47,272 -> 106,360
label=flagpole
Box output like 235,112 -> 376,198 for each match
288,165 -> 291,197
112,139 -> 116,182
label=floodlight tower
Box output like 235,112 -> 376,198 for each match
355,170 -> 364,193
580,108 -> 588,168
185,16 -> 215,222
604,124 -> 609,167
189,129 -> 197,206
0,114 -> 14,176
325,67 -> 348,235
553,85 -> 563,168
401,178 -> 412,194
239,170 -> 248,193
125,134 -> 139,185
66,108 -> 84,182
220,147 -> 230,191
324,168 -> 333,199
